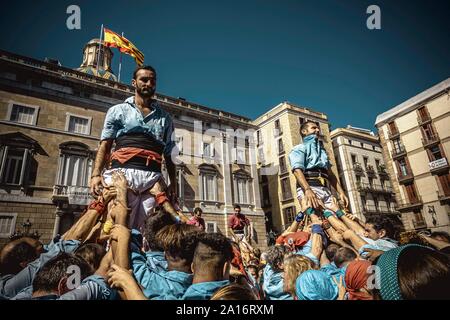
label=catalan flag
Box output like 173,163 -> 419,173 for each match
103,28 -> 144,66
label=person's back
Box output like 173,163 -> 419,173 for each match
263,246 -> 292,300
182,233 -> 233,300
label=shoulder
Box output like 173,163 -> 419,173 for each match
291,144 -> 306,153
153,101 -> 173,121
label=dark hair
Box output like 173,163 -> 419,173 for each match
132,65 -> 157,80
156,224 -> 203,263
324,243 -> 340,262
233,204 -> 241,210
0,241 -> 38,275
300,121 -> 317,137
75,243 -> 106,272
397,246 -> 450,299
32,253 -> 92,294
211,283 -> 258,300
266,246 -> 287,272
193,207 -> 203,215
193,233 -> 233,279
430,231 -> 450,243
366,216 -> 396,239
334,247 -> 357,268
143,207 -> 176,251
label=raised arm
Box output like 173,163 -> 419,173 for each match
89,139 -> 113,196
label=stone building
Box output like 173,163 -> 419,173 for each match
0,41 -> 267,249
375,78 -> 450,232
330,126 -> 399,226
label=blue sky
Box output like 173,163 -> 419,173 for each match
1,0 -> 449,130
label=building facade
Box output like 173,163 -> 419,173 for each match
253,102 -> 339,233
375,78 -> 450,233
0,42 -> 267,249
330,126 -> 400,226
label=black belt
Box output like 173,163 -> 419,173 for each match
303,169 -> 329,179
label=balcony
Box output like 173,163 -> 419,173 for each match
363,205 -> 399,215
392,145 -> 407,160
357,182 -> 394,194
417,114 -> 432,125
353,162 -> 364,175
388,129 -> 400,140
377,165 -> 390,178
365,165 -> 376,176
422,134 -> 440,148
52,185 -> 91,206
395,196 -> 423,212
397,171 -> 414,185
437,191 -> 450,205
429,157 -> 449,175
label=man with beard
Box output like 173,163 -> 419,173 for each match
89,65 -> 186,232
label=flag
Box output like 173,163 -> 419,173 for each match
103,28 -> 144,66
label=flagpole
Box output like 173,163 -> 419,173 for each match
118,32 -> 124,82
96,24 -> 104,77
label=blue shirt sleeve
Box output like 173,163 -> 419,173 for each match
101,106 -> 120,140
0,239 -> 80,298
58,275 -> 111,300
289,146 -> 306,172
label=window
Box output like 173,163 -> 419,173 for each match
417,106 -> 430,122
414,211 -> 425,223
66,115 -> 91,135
368,177 -> 374,187
0,213 -> 17,238
351,154 -> 357,164
281,178 -> 292,200
384,196 -> 391,210
299,117 -> 305,125
428,145 -> 444,162
8,104 -> 38,125
405,183 -> 419,203
361,196 -> 366,208
202,142 -> 213,158
200,173 -> 217,201
356,175 -> 361,185
279,156 -> 287,174
438,173 -> 450,196
421,123 -> 436,140
388,121 -> 398,136
274,119 -> 281,135
0,148 -> 30,185
57,143 -> 93,187
284,206 -> 296,225
363,157 -> 369,168
372,146 -> 376,151
278,138 -> 284,154
235,147 -> 246,164
175,136 -> 183,155
374,196 -> 379,211
392,139 -> 404,153
256,130 -> 262,145
348,139 -> 352,145
375,159 -> 380,168
360,142 -> 364,148
380,179 -> 386,189
397,158 -> 409,176
206,222 -> 217,233
235,177 -> 249,204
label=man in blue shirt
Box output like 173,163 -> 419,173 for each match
182,233 -> 233,300
289,121 -> 348,218
89,65 -> 180,231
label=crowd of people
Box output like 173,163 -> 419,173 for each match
0,64 -> 449,301
0,170 -> 449,300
